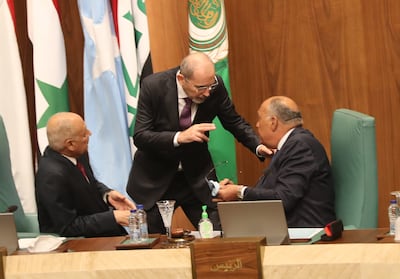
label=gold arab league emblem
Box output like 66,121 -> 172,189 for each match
189,0 -> 228,53
189,0 -> 221,29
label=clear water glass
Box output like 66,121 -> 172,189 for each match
156,200 -> 176,239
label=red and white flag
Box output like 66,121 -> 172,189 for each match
0,0 -> 36,213
27,0 -> 70,154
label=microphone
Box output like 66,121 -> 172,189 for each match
3,205 -> 18,213
204,161 -> 228,197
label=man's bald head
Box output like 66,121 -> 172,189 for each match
256,96 -> 303,148
261,96 -> 303,127
47,112 -> 90,157
179,52 -> 215,79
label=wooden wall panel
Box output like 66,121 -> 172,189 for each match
225,0 -> 400,227
146,0 -> 189,72
225,0 -> 369,186
146,0 -> 400,228
59,0 -> 85,118
366,0 -> 400,225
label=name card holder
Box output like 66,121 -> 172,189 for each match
190,237 -> 266,279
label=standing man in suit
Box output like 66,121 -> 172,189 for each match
218,96 -> 336,227
126,52 -> 272,233
35,112 -> 135,237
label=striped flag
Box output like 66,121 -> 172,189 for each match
77,0 -> 132,196
188,0 -> 237,182
131,1 -> 152,83
111,0 -> 152,155
0,0 -> 36,213
27,0 -> 70,154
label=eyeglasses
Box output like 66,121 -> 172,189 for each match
185,76 -> 219,93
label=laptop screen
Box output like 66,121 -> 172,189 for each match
0,213 -> 19,254
217,200 -> 290,246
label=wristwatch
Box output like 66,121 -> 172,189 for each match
237,185 -> 244,200
103,191 -> 111,205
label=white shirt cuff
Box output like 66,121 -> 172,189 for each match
237,186 -> 247,200
173,132 -> 181,147
174,132 -> 181,147
256,144 -> 264,157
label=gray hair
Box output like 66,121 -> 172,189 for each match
269,98 -> 303,126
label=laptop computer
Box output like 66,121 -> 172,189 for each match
0,213 -> 19,254
217,200 -> 290,246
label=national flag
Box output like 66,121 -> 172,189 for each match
27,0 -> 70,154
111,0 -> 152,155
0,0 -> 36,213
132,1 -> 153,82
188,0 -> 237,182
77,0 -> 132,196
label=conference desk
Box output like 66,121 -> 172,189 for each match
5,228 -> 400,279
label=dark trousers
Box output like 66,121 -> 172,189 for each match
146,171 -> 220,234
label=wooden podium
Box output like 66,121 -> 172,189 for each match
190,237 -> 266,279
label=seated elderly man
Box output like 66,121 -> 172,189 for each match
217,96 -> 336,227
35,112 -> 135,237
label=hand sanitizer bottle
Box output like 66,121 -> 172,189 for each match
198,205 -> 213,238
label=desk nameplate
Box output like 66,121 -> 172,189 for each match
190,237 -> 266,279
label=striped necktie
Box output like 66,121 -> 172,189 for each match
179,97 -> 192,130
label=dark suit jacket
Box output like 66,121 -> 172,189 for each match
244,127 -> 336,227
35,147 -> 126,237
126,67 -> 261,210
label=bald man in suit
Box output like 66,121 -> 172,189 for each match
218,96 -> 336,227
35,112 -> 135,237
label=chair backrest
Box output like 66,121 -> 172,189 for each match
330,109 -> 378,228
0,115 -> 39,234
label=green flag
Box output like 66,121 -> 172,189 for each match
188,0 -> 237,182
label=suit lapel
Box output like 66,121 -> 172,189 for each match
164,71 -> 180,130
255,151 -> 280,188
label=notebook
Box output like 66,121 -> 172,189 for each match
0,213 -> 19,254
217,200 -> 290,246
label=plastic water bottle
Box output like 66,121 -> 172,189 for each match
198,205 -> 213,238
388,199 -> 399,235
128,209 -> 140,242
136,204 -> 149,241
